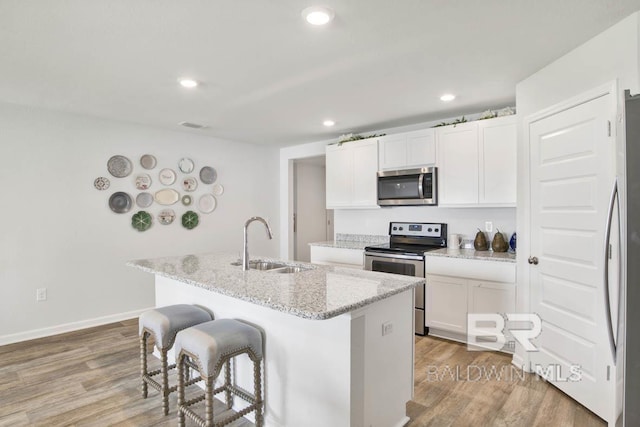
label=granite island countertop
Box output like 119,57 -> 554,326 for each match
128,253 -> 422,320
425,248 -> 517,263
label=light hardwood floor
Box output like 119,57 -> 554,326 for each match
0,320 -> 606,426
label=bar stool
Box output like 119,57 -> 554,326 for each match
175,319 -> 264,427
139,304 -> 213,415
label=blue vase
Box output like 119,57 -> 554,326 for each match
509,232 -> 517,252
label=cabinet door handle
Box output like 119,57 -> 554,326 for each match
528,256 -> 539,265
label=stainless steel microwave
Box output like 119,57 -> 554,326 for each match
377,167 -> 437,206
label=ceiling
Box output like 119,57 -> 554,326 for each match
1,1 -> 639,147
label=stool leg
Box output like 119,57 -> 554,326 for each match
224,360 -> 233,409
177,353 -> 186,427
160,348 -> 170,416
205,376 -> 214,427
140,331 -> 148,399
254,360 -> 263,427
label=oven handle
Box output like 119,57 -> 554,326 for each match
364,252 -> 424,261
418,173 -> 425,199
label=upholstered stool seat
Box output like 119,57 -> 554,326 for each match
175,319 -> 264,427
139,304 -> 213,415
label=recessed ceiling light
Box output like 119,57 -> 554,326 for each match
323,119 -> 335,127
302,6 -> 335,26
178,78 -> 199,88
440,94 -> 456,102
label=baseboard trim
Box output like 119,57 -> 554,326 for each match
0,308 -> 152,346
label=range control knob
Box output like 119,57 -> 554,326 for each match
399,226 -> 403,231
392,226 -> 397,230
435,228 -> 439,232
427,228 -> 432,232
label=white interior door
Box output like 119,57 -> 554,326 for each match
528,89 -> 617,423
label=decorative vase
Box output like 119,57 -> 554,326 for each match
509,232 -> 517,252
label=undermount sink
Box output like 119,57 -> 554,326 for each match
231,260 -> 312,273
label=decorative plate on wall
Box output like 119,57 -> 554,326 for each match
199,166 -> 217,184
107,155 -> 133,178
140,154 -> 157,170
131,211 -> 153,232
109,192 -> 133,213
94,176 -> 110,190
178,158 -> 195,174
154,188 -> 180,205
136,192 -> 153,208
158,209 -> 176,225
135,173 -> 152,190
212,183 -> 224,196
182,211 -> 199,230
159,168 -> 176,186
181,195 -> 192,206
198,194 -> 216,214
182,177 -> 198,192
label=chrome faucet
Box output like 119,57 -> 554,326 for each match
243,216 -> 273,271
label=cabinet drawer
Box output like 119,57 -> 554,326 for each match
425,256 -> 516,283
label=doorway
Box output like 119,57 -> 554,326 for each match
293,156 -> 333,262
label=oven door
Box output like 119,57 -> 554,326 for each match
364,252 -> 424,309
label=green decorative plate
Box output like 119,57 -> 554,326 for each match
132,211 -> 153,232
182,210 -> 199,230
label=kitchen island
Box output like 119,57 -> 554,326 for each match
128,253 -> 421,427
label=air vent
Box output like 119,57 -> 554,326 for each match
179,121 -> 207,129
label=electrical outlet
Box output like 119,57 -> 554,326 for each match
36,288 -> 47,301
382,321 -> 393,336
485,221 -> 493,233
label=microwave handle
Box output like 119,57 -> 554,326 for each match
417,173 -> 425,199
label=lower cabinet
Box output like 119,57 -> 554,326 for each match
425,273 -> 515,352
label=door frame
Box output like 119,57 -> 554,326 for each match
516,80 -> 620,371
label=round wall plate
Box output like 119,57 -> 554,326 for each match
131,211 -> 153,232
198,194 -> 216,213
159,168 -> 176,185
135,173 -> 152,190
94,176 -> 110,190
182,211 -> 199,230
212,183 -> 224,196
140,154 -> 157,170
158,209 -> 176,225
182,177 -> 198,192
107,155 -> 133,178
136,192 -> 153,208
109,192 -> 133,213
199,166 -> 217,184
178,158 -> 195,174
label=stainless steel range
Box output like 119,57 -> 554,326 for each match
364,222 -> 447,336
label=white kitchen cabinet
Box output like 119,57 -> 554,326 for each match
326,139 -> 378,209
424,256 -> 516,352
436,122 -> 479,205
436,115 -> 516,207
425,275 -> 468,335
478,116 -> 517,204
378,129 -> 436,170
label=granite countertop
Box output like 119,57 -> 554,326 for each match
128,253 -> 421,321
425,248 -> 517,263
309,233 -> 388,250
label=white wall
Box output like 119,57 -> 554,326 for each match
334,207 -> 516,244
0,103 -> 279,343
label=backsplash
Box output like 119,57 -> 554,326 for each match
336,233 -> 389,244
333,207 -> 516,245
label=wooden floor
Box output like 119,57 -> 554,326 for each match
0,320 -> 605,427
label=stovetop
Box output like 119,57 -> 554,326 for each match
364,222 -> 447,256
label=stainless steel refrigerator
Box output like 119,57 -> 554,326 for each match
621,90 -> 640,426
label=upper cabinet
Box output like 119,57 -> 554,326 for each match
326,139 -> 379,209
436,115 -> 516,207
379,129 -> 436,170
